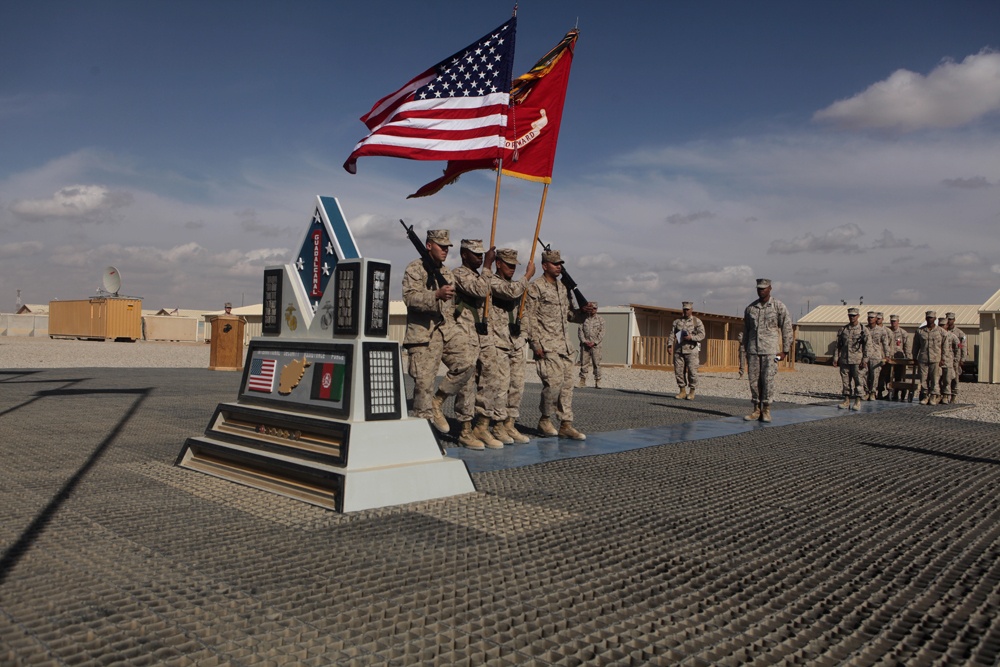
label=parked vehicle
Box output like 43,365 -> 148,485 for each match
795,339 -> 817,364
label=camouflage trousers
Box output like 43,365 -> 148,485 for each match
863,360 -> 883,395
456,335 -> 504,422
939,363 -> 956,398
579,345 -> 602,380
673,349 -> 699,388
492,344 -> 526,421
536,352 -> 576,422
747,354 -> 778,404
946,362 -> 961,398
406,329 -> 476,421
917,362 -> 942,398
839,364 -> 864,397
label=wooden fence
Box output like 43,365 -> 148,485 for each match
632,337 -> 793,372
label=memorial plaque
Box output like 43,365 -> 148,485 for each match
365,262 -> 391,338
334,263 -> 361,336
262,268 -> 283,334
363,342 -> 401,420
239,339 -> 353,418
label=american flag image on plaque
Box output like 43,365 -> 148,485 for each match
247,358 -> 277,393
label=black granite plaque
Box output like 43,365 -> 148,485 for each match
363,342 -> 401,420
333,263 -> 361,336
365,262 -> 391,338
262,268 -> 283,335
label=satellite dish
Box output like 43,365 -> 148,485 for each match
102,266 -> 122,296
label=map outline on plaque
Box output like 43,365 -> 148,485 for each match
239,339 -> 354,418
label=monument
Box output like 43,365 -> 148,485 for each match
176,196 -> 475,512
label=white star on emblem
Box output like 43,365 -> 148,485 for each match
326,241 -> 334,255
313,210 -> 322,225
311,301 -> 319,313
296,257 -> 305,271
322,262 -> 331,276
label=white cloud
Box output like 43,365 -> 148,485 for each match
814,50 -> 1000,132
768,223 -> 865,255
0,241 -> 44,258
871,229 -> 913,249
9,184 -> 132,222
577,252 -> 617,270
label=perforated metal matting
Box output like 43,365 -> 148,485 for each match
2,368 -> 1000,666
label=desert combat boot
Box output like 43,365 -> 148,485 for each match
744,403 -> 761,421
538,417 -> 559,437
430,390 -> 450,434
760,403 -> 772,423
675,387 -> 688,400
838,396 -> 850,409
558,420 -> 586,440
503,418 -> 531,444
458,421 -> 485,450
489,420 -> 514,446
473,416 -> 504,449
686,389 -> 695,400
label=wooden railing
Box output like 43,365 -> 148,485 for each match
632,337 -> 762,372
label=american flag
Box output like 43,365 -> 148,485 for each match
247,357 -> 277,393
344,17 -> 516,174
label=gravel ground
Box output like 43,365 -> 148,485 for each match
3,336 -> 998,424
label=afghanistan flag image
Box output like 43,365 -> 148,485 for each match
311,361 -> 346,403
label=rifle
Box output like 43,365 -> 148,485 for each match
400,220 -> 449,289
537,238 -> 589,309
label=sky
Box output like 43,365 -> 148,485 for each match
2,1 -> 1000,318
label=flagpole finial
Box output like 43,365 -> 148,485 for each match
512,3 -> 518,17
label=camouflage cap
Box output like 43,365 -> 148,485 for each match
889,314 -> 900,321
848,307 -> 860,316
755,279 -> 771,288
682,301 -> 693,309
224,302 -> 232,308
876,312 -> 884,318
496,248 -> 519,265
946,312 -> 956,319
460,239 -> 485,253
425,229 -> 452,246
867,311 -> 876,318
541,249 -> 564,264
926,310 -> 937,318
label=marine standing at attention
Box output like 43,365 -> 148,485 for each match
742,278 -> 793,423
669,301 -> 705,400
912,310 -> 946,405
833,307 -> 869,411
452,239 -> 504,450
486,247 -> 535,445
577,304 -> 605,388
523,248 -> 595,440
402,229 -> 476,435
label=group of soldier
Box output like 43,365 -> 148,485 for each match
834,309 -> 966,409
402,229 -> 600,451
668,279 -> 794,424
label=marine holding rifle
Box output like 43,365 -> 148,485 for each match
486,248 -> 535,445
522,247 -> 596,441
451,239 -> 505,450
401,228 -> 475,436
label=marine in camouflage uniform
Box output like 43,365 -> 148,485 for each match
669,301 -> 705,400
523,249 -> 593,440
742,278 -> 793,423
833,307 -> 869,410
938,317 -> 961,404
863,311 -> 890,400
452,239 -> 504,450
884,314 -> 912,401
402,229 -> 475,435
578,307 -> 605,388
486,248 -> 535,444
944,312 -> 966,403
912,310 -> 947,405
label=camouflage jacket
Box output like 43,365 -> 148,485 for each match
523,277 -> 586,358
670,315 -> 704,353
742,297 -> 793,356
912,325 -> 946,364
402,258 -> 458,346
886,326 -> 911,359
488,273 -> 531,351
836,323 -> 870,365
579,315 -> 606,348
865,324 -> 891,360
452,265 -> 494,339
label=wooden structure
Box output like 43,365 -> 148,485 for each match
628,304 -> 795,372
885,358 -> 917,402
208,315 -> 245,370
48,298 -> 142,341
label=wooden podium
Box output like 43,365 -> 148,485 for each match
208,315 -> 245,371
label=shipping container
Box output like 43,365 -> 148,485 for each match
48,298 -> 143,341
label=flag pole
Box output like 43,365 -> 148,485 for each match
481,159 -> 504,326
516,182 -> 549,320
